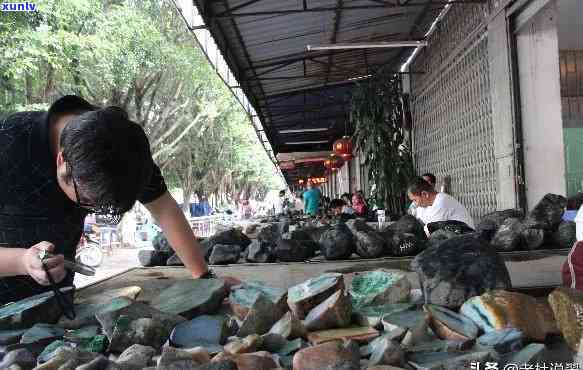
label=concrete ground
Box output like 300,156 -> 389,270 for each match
74,248 -> 141,288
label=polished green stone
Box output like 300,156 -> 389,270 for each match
150,279 -> 227,318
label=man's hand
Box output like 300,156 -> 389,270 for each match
20,242 -> 66,286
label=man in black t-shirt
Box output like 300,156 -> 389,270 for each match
0,95 -> 231,305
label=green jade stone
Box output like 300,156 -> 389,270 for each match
288,273 -> 343,303
350,271 -> 406,308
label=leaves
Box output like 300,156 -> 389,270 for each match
0,0 -> 282,206
350,71 -> 415,214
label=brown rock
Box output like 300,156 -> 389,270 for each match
75,286 -> 142,305
304,290 -> 352,332
307,327 -> 379,345
213,351 -> 280,370
115,344 -> 156,368
224,334 -> 263,354
287,273 -> 345,319
292,340 -> 360,370
34,347 -> 99,370
460,290 -> 558,342
269,312 -> 307,339
157,346 -> 210,368
549,287 -> 583,350
108,317 -> 170,353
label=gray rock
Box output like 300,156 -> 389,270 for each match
34,346 -> 99,369
245,240 -> 275,263
209,244 -> 242,265
390,215 -> 426,240
95,300 -> 185,341
390,233 -> 423,257
274,239 -> 315,262
381,309 -> 428,346
521,227 -> 547,250
524,193 -> 567,230
354,231 -> 386,259
108,317 -> 170,353
152,233 -> 173,253
169,315 -> 229,351
476,209 -> 525,234
208,228 -> 252,249
76,355 -> 121,370
257,224 -> 281,245
261,333 -> 287,352
410,233 -> 511,308
116,344 -> 156,368
156,347 -> 209,368
277,337 -> 305,356
345,219 -> 375,234
20,324 -> 64,344
319,223 -> 355,260
237,294 -> 284,337
150,279 -> 227,318
477,328 -> 523,354
138,249 -> 170,267
0,348 -> 35,370
490,217 -> 524,252
368,338 -> 404,367
551,220 -> 577,249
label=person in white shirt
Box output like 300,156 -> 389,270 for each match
407,177 -> 475,230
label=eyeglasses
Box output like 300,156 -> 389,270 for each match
71,173 -> 99,213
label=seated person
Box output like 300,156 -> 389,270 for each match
407,177 -> 475,230
408,173 -> 436,216
352,191 -> 367,217
329,198 -> 356,221
341,193 -> 355,214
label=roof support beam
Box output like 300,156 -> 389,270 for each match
210,1 -> 486,18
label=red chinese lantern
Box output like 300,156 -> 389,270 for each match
324,154 -> 344,171
333,136 -> 354,161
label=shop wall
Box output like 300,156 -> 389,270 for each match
410,3 -> 498,221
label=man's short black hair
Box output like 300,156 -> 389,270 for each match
60,106 -> 154,215
407,177 -> 436,195
421,173 -> 436,186
330,198 -> 345,209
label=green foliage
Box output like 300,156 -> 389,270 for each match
350,72 -> 415,215
0,0 -> 282,205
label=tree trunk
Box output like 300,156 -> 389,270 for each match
25,73 -> 34,105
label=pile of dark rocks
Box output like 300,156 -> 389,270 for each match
1,261 -> 577,370
139,192 -> 575,268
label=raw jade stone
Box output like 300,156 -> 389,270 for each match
58,296 -> 134,329
303,290 -> 352,332
229,282 -> 287,320
116,344 -> 156,368
277,337 -> 305,356
0,289 -> 67,330
381,309 -> 428,346
0,348 -> 35,370
307,327 -> 379,345
20,324 -> 65,344
268,311 -> 306,339
505,343 -> 546,366
408,351 -> 493,370
0,329 -> 27,345
95,299 -> 185,341
63,325 -> 100,343
353,303 -> 414,328
237,294 -> 284,337
548,287 -> 583,350
150,278 -> 227,318
79,335 -> 109,353
361,329 -> 408,357
108,316 -> 170,353
169,315 -> 229,352
287,273 -> 345,319
423,304 -> 479,341
349,270 -> 411,309
209,244 -> 242,265
37,340 -> 72,364
477,328 -> 523,353
368,338 -> 404,367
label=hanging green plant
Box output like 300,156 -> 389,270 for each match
350,71 -> 415,215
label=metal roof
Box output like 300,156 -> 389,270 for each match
175,0 -> 468,182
